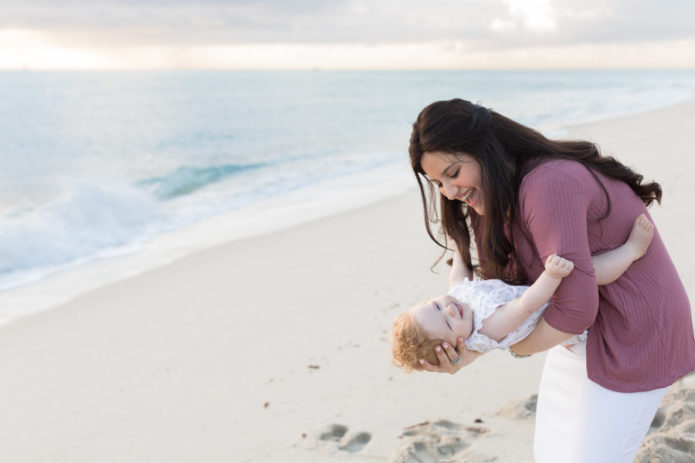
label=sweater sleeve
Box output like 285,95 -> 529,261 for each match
519,161 -> 600,334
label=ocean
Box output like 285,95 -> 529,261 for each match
1,69 -> 694,321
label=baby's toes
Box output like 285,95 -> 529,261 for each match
639,216 -> 654,234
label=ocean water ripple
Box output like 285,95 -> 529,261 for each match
138,162 -> 267,199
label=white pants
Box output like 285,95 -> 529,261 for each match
534,342 -> 668,463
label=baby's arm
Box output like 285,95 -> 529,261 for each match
478,255 -> 573,342
448,236 -> 473,289
592,214 -> 653,285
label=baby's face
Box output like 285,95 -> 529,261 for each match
409,294 -> 474,346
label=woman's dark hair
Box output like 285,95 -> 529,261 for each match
409,98 -> 662,283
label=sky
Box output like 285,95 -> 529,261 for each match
1,0 -> 694,70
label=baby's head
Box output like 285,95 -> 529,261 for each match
392,294 -> 474,371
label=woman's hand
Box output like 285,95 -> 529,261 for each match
446,235 -> 459,252
419,337 -> 483,374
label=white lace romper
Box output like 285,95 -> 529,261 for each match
448,278 -> 587,353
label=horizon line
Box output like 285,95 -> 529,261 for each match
2,67 -> 695,72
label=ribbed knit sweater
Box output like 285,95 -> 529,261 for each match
472,159 -> 695,392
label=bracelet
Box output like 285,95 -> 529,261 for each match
508,347 -> 532,359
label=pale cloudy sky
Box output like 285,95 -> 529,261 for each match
1,0 -> 694,69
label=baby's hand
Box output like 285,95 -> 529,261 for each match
544,254 -> 574,279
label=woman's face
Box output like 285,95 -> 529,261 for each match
421,151 -> 485,215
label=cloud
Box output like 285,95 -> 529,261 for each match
1,0 -> 694,48
538,0 -> 695,43
0,1 -> 351,46
498,0 -> 557,33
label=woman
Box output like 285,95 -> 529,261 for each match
408,98 -> 695,462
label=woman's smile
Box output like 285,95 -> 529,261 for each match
458,187 -> 480,208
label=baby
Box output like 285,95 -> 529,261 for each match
392,214 -> 654,371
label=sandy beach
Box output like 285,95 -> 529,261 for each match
1,101 -> 695,462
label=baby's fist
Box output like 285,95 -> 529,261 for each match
545,254 -> 574,278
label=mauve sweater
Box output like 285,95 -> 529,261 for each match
472,159 -> 695,392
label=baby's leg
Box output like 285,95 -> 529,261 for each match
592,214 -> 654,285
624,213 -> 654,260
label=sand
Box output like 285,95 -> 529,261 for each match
1,101 -> 694,462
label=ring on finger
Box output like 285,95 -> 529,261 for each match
449,356 -> 461,364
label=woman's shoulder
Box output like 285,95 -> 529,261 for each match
520,158 -> 597,195
517,158 -> 609,221
524,158 -> 591,180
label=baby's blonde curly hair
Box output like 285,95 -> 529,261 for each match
391,308 -> 447,372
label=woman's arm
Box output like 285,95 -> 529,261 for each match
448,236 -> 473,289
510,318 -> 576,355
510,161 -> 602,355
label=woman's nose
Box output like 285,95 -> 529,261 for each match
441,182 -> 456,200
447,305 -> 457,316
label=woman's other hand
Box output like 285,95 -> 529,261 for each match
419,337 -> 483,374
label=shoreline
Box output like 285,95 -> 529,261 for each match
0,161 -> 414,325
0,98 -> 694,461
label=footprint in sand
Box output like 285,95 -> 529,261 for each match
319,424 -> 348,442
635,375 -> 695,463
314,423 -> 372,453
339,432 -> 372,453
496,394 -> 537,420
389,419 -> 489,462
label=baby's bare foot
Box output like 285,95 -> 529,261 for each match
544,254 -> 574,279
626,214 -> 654,260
